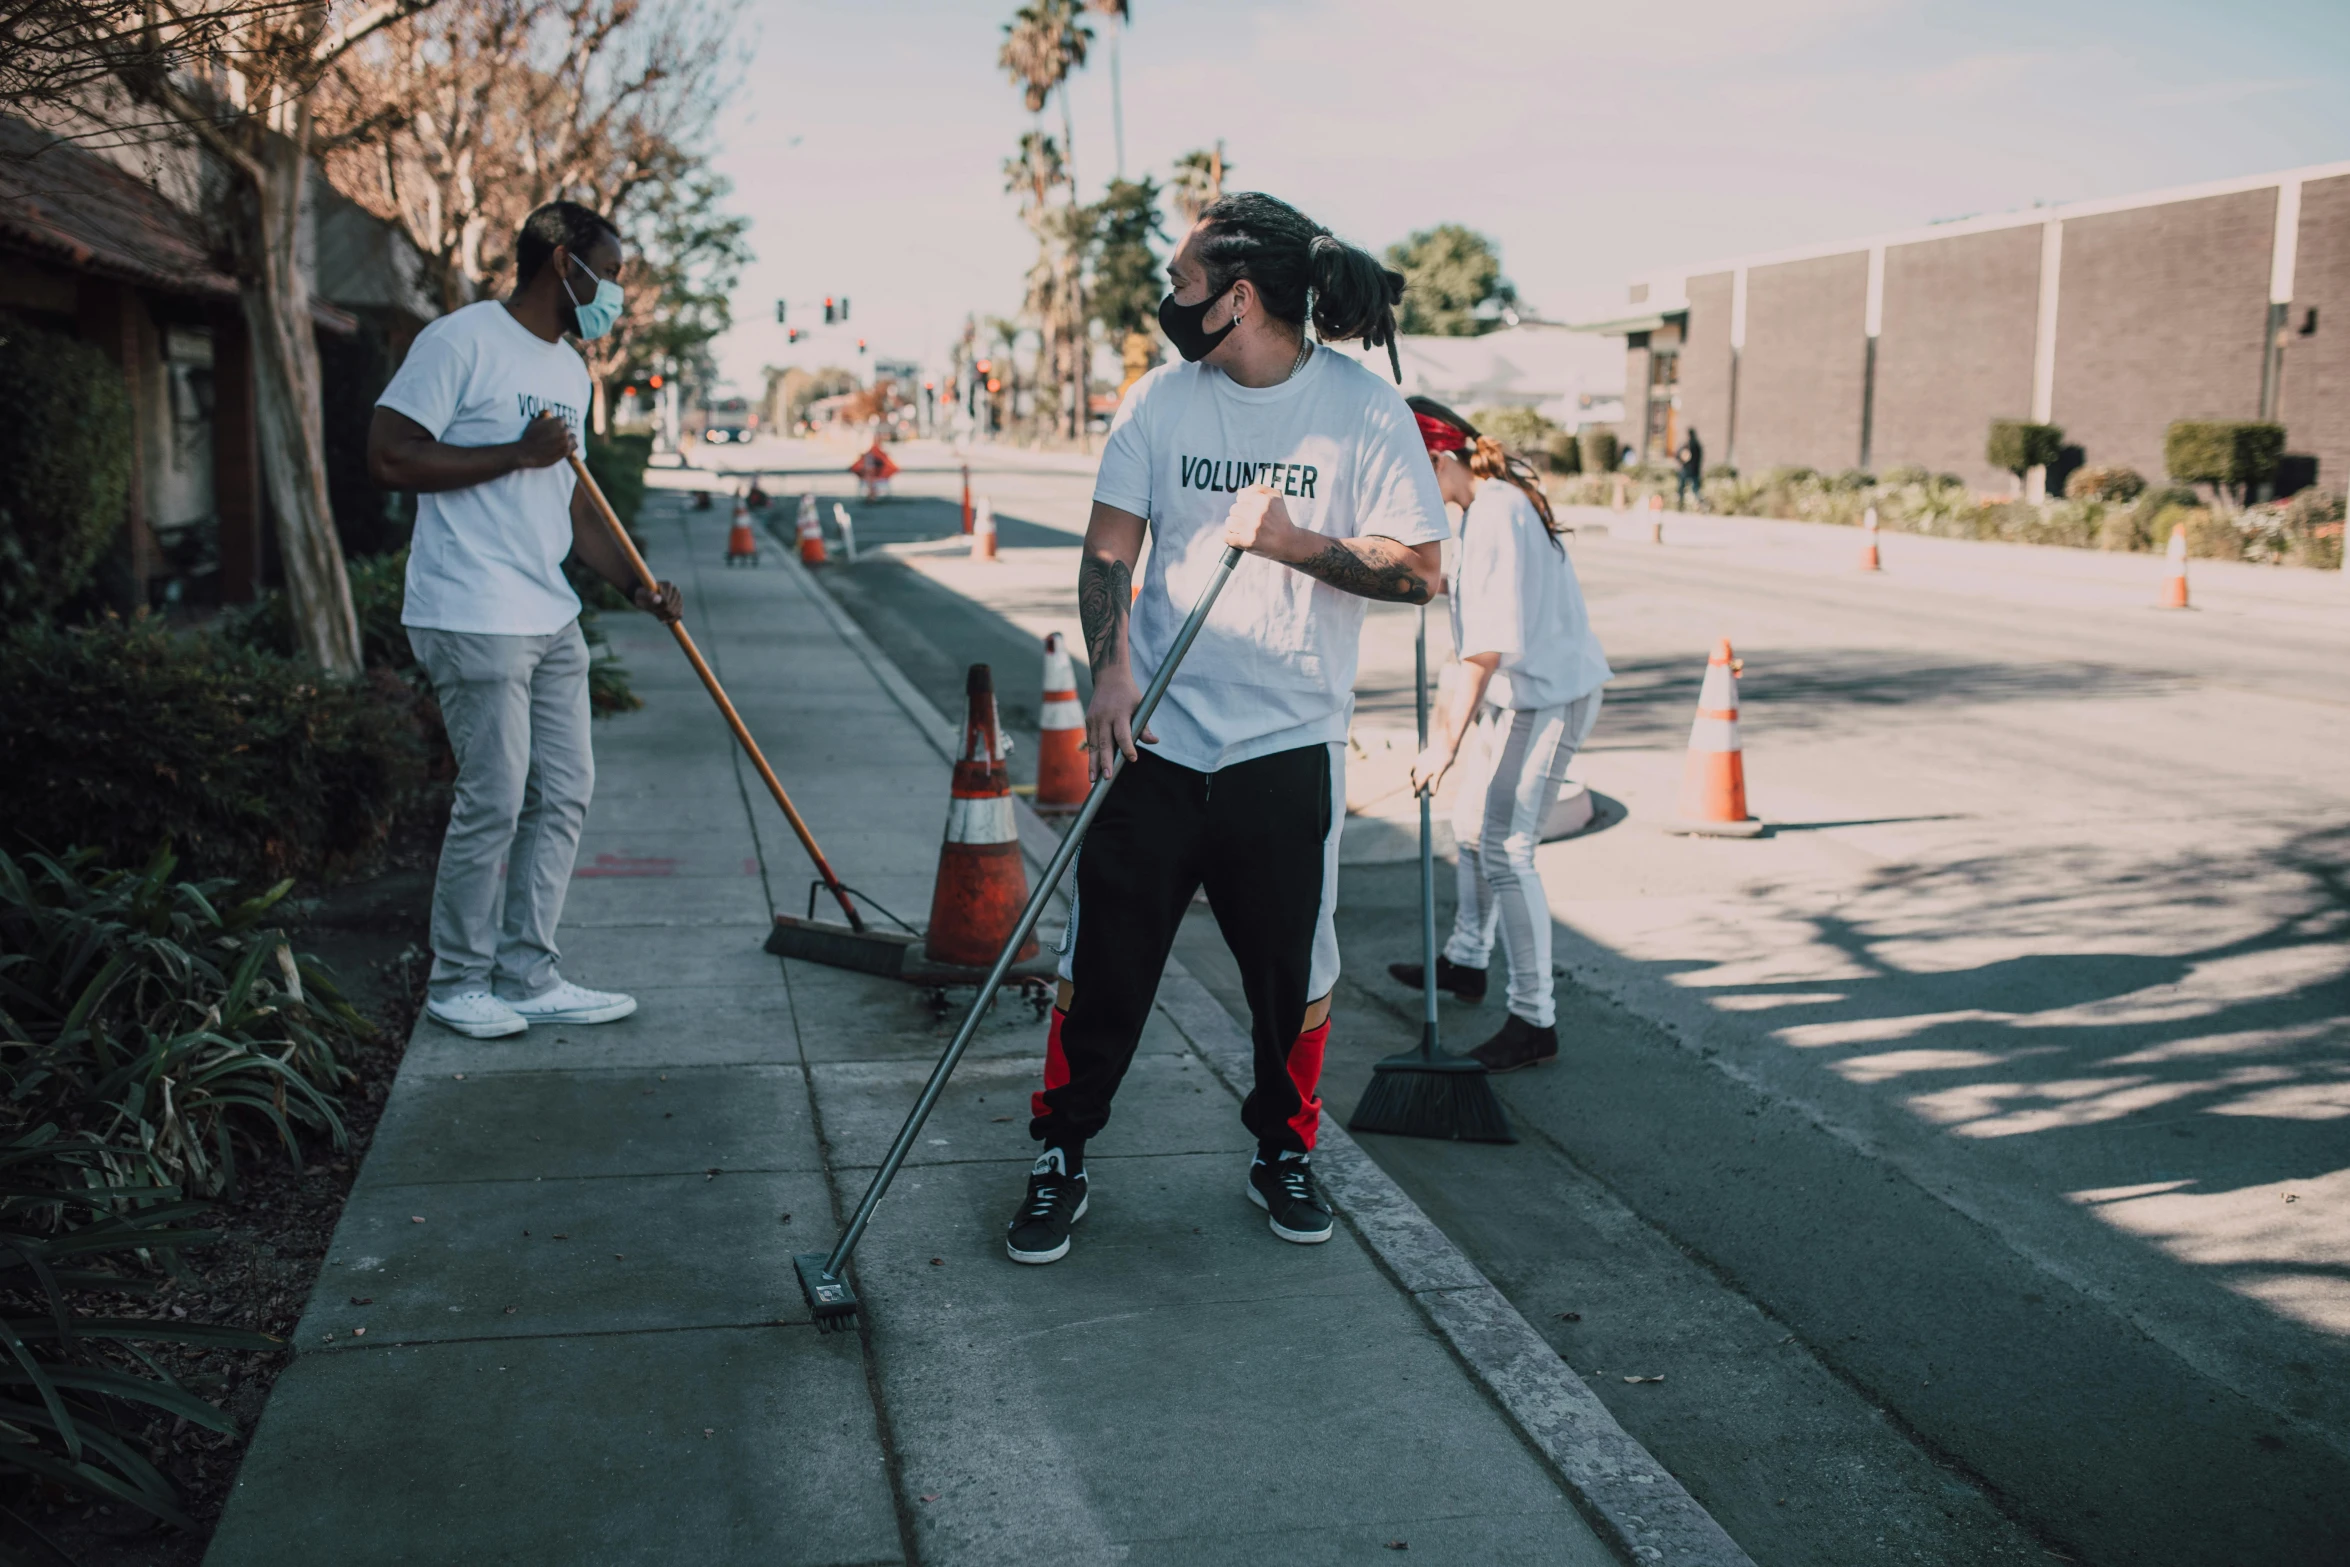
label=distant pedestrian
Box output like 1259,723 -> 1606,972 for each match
1677,428 -> 1704,510
1392,398 -> 1612,1074
368,200 -> 683,1040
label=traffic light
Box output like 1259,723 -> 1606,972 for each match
649,374 -> 664,389
823,296 -> 835,324
856,338 -> 867,354
839,297 -> 850,321
787,328 -> 801,344
774,300 -> 787,323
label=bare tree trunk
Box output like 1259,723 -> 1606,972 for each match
246,113 -> 362,674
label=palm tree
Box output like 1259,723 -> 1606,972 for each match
1000,1 -> 1091,191
1170,142 -> 1229,228
1085,1 -> 1130,180
1003,131 -> 1070,439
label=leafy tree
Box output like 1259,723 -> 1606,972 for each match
1386,224 -> 1516,337
1090,176 -> 1164,338
1169,142 -> 1229,227
1986,419 -> 2064,480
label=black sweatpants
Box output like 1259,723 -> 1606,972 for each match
1030,742 -> 1333,1154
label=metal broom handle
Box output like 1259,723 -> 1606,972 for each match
1417,604 -> 1440,1056
823,545 -> 1246,1276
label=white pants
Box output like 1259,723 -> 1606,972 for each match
1444,693 -> 1602,1028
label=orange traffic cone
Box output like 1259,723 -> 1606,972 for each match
973,496 -> 998,561
2161,522 -> 2189,608
797,493 -> 827,566
1672,639 -> 1764,837
1860,505 -> 1881,572
725,492 -> 759,566
922,665 -> 1038,968
1034,632 -> 1087,815
961,462 -> 973,535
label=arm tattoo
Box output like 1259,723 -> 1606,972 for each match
1293,537 -> 1431,604
1077,553 -> 1132,674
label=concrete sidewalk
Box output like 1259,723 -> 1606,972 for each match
205,489 -> 1737,1565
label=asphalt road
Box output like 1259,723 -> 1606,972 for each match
675,439 -> 2350,1567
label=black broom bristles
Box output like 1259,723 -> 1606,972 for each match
1348,1030 -> 1515,1144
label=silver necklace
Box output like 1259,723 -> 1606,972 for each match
1283,336 -> 1312,381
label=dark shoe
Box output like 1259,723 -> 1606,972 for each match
1247,1151 -> 1333,1245
1470,1014 -> 1559,1074
1386,955 -> 1488,1003
1005,1150 -> 1088,1264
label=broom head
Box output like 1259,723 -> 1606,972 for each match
1348,1039 -> 1515,1144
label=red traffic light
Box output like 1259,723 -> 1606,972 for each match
621,385 -> 636,398
648,374 -> 664,389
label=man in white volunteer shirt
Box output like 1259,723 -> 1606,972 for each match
367,201 -> 681,1040
1005,192 -> 1448,1265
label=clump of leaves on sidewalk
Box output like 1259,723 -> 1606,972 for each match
0,846 -> 369,1531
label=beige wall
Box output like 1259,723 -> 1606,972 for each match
2050,189 -> 2275,482
2279,174 -> 2350,493
1871,225 -> 2043,488
1680,271 -> 1735,470
1736,252 -> 1869,474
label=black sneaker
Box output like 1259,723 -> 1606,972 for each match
1005,1150 -> 1088,1265
1470,1014 -> 1559,1074
1387,955 -> 1488,1003
1247,1151 -> 1333,1245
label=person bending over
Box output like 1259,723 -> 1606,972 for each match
1006,193 -> 1448,1264
367,200 -> 682,1041
1392,399 -> 1612,1072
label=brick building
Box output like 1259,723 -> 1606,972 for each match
1586,160 -> 2350,495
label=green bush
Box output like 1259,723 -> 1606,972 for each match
0,1130 -> 273,1527
0,847 -> 360,1196
0,618 -> 429,886
1469,406 -> 1559,454
2164,420 -> 2284,505
1830,468 -> 1876,491
585,430 -> 654,530
1986,419 -> 2064,478
0,320 -> 134,619
223,548 -> 414,673
2065,466 -> 2147,502
1881,464 -> 1931,487
1541,431 -> 1580,474
1578,429 -> 1621,476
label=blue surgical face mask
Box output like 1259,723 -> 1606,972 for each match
563,254 -> 624,341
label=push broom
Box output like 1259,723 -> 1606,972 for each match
567,451 -> 902,969
1346,603 -> 1513,1143
796,544 -> 1246,1331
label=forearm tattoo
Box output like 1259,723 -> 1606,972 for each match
1077,553 -> 1133,674
1294,538 -> 1431,604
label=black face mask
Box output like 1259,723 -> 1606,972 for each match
1157,285 -> 1235,363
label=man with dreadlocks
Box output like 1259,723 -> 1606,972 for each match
1004,193 -> 1447,1265
1391,398 -> 1612,1073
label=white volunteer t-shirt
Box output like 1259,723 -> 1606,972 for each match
1448,476 -> 1612,710
1094,348 -> 1449,772
379,301 -> 590,635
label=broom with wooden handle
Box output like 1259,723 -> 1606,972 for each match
566,451 -> 869,934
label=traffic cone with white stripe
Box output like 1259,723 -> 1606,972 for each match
1671,639 -> 1764,837
1648,491 -> 1665,543
1860,505 -> 1882,572
725,492 -> 759,566
797,493 -> 827,566
922,665 -> 1038,967
973,496 -> 998,561
1033,632 -> 1087,816
2161,521 -> 2190,609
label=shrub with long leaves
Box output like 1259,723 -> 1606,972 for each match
0,847 -> 363,1199
0,1126 -> 277,1528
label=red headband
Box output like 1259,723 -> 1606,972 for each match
1414,411 -> 1470,454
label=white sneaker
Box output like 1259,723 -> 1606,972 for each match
505,979 -> 637,1026
426,991 -> 527,1039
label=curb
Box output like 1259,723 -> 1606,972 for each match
789,539 -> 1754,1567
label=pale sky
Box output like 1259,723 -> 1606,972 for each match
709,0 -> 2350,392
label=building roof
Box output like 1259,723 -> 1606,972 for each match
0,114 -> 237,298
